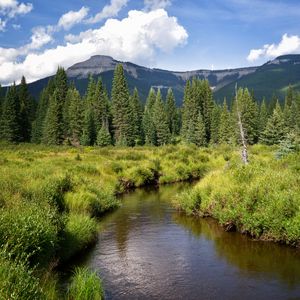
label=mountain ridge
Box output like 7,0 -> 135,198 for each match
10,53 -> 300,105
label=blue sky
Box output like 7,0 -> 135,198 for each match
0,0 -> 300,84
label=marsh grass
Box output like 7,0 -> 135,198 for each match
174,144 -> 300,246
0,143 -> 225,297
67,267 -> 104,300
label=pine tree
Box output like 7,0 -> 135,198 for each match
166,88 -> 179,136
181,80 -> 198,143
195,112 -> 206,147
42,89 -> 64,145
153,89 -> 170,146
1,84 -> 21,142
96,124 -> 112,147
210,103 -> 221,144
219,99 -> 234,144
143,88 -> 157,145
261,101 -> 285,145
31,80 -> 54,143
68,87 -> 83,145
111,64 -> 133,146
200,80 -> 214,142
258,98 -> 268,141
18,76 -> 34,142
54,67 -> 68,105
81,106 -> 95,146
130,88 -> 143,145
234,88 -> 259,145
283,88 -> 294,132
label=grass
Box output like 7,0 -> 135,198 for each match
173,144 -> 300,246
0,142 -> 220,298
67,267 -> 104,300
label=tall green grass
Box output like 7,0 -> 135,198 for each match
174,144 -> 300,246
0,143 -> 219,297
67,267 -> 104,300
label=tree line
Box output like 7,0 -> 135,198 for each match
0,64 -> 299,147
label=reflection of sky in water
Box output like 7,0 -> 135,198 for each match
83,184 -> 300,300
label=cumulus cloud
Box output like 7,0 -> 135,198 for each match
86,0 -> 128,24
58,7 -> 89,30
247,34 -> 300,62
0,0 -> 32,30
0,9 -> 188,85
144,0 -> 172,10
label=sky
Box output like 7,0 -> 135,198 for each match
0,0 -> 300,85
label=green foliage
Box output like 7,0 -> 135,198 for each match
97,125 -> 112,147
60,213 -> 97,262
111,64 -> 133,146
143,88 -> 157,145
130,88 -> 144,145
175,145 -> 300,245
1,84 -> 21,142
68,267 -> 104,300
153,89 -> 170,145
0,248 -> 43,300
262,101 -> 285,145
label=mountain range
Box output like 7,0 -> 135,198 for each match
21,54 -> 300,105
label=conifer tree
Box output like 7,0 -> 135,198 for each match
152,89 -> 170,145
195,112 -> 206,147
210,103 -> 221,144
42,89 -> 64,145
219,100 -> 234,144
181,80 -> 198,143
31,80 -> 54,143
96,124 -> 112,147
258,99 -> 268,141
261,101 -> 285,145
143,88 -> 157,145
81,106 -> 95,146
18,76 -> 34,142
1,84 -> 21,142
166,88 -> 179,136
283,89 -> 294,132
111,64 -> 133,146
234,88 -> 259,145
130,88 -> 143,145
68,87 -> 83,145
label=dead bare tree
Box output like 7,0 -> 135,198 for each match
235,84 -> 249,165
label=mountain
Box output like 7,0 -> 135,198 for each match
214,55 -> 300,102
23,54 -> 300,105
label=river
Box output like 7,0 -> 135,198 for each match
75,183 -> 300,300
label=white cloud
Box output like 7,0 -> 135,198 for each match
144,0 -> 171,10
0,0 -> 32,17
58,6 -> 89,30
86,0 -> 128,24
0,9 -> 188,85
247,34 -> 300,62
0,17 -> 6,31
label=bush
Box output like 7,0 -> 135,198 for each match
68,267 -> 104,300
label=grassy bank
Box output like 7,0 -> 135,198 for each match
173,144 -> 300,247
0,143 -> 224,299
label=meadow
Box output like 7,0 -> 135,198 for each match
0,142 -> 222,299
173,144 -> 300,247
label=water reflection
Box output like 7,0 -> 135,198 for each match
82,183 -> 300,300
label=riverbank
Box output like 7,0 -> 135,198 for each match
0,143 -> 225,299
173,144 -> 300,247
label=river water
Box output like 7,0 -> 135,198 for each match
79,183 -> 300,300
